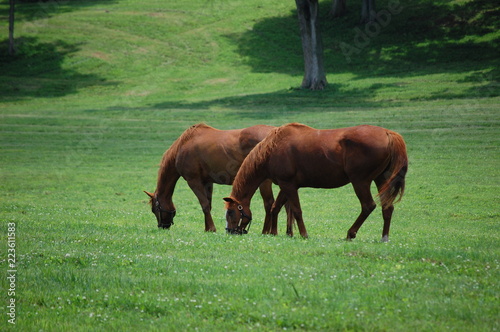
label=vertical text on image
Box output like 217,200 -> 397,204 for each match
7,222 -> 16,325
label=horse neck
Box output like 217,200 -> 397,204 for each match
156,157 -> 180,208
231,160 -> 268,206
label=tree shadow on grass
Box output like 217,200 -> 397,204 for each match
146,67 -> 498,121
0,0 -> 120,101
226,0 -> 499,89
147,0 -> 498,115
0,37 -> 119,101
5,0 -> 119,21
147,83 -> 389,122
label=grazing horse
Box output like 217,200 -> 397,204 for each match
224,123 -> 408,242
145,123 -> 289,233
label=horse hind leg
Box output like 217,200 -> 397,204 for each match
376,176 -> 394,242
380,205 -> 394,242
347,182 -> 376,241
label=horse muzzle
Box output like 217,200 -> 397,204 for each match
225,227 -> 248,235
225,208 -> 252,235
158,223 -> 172,229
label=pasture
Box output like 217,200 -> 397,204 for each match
1,0 -> 499,330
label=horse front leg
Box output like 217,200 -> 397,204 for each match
187,180 -> 217,232
273,191 -> 294,237
347,182 -> 376,241
269,190 -> 288,236
284,201 -> 294,237
279,184 -> 308,238
258,179 -> 275,234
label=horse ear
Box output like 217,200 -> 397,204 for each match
223,197 -> 234,203
144,191 -> 154,199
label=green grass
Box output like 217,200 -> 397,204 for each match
1,0 -> 499,330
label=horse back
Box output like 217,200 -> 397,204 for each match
267,124 -> 394,188
175,125 -> 274,184
239,125 -> 275,155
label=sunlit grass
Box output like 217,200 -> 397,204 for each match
2,100 -> 498,330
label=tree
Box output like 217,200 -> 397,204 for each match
331,0 -> 347,18
9,0 -> 15,55
331,0 -> 377,23
295,0 -> 327,90
360,0 -> 376,23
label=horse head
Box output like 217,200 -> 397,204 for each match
223,197 -> 252,235
144,191 -> 176,229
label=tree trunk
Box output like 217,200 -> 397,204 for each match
360,0 -> 376,23
9,0 -> 15,55
331,0 -> 347,18
295,0 -> 327,90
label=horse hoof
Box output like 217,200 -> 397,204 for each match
381,235 -> 389,243
346,231 -> 356,240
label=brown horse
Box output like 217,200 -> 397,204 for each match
145,123 -> 290,233
224,123 -> 408,242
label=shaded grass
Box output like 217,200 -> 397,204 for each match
1,0 -> 498,105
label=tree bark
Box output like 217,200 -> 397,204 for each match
360,0 -> 376,23
9,0 -> 15,55
295,0 -> 327,90
331,0 -> 377,23
331,0 -> 347,18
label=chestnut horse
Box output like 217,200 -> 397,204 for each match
145,123 -> 291,233
224,123 -> 408,242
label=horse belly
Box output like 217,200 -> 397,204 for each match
177,147 -> 241,185
297,167 -> 350,188
206,159 -> 240,184
272,152 -> 349,189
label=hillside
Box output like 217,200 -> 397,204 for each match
1,0 -> 498,109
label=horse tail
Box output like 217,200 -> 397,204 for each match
378,131 -> 408,208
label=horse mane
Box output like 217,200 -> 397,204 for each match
156,123 -> 212,188
161,123 -> 212,165
232,123 -> 307,198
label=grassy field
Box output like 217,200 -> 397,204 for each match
1,0 -> 499,331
